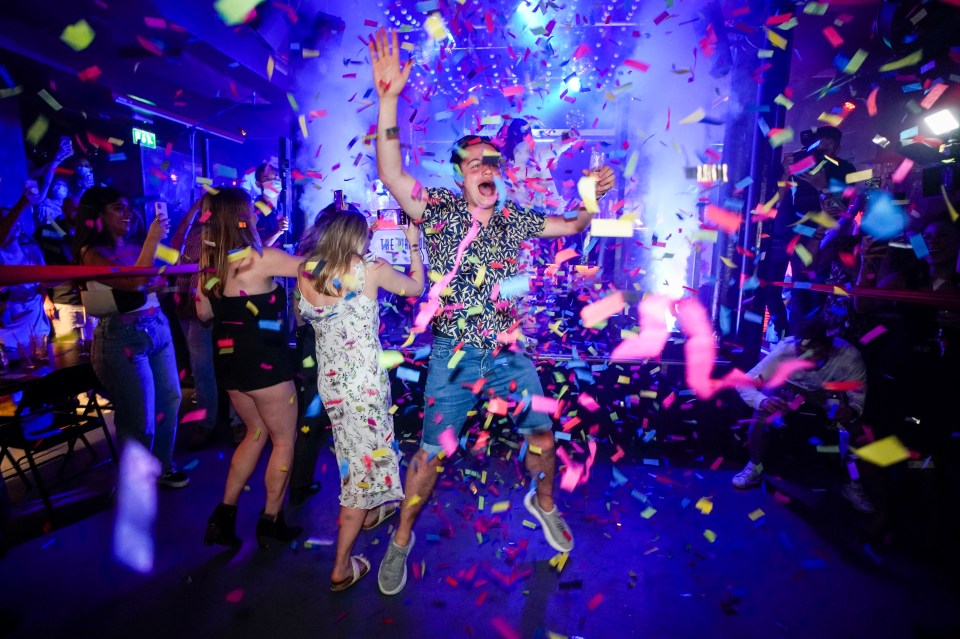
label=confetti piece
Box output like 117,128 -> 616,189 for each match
380,350 -> 404,370
695,497 -> 714,515
891,158 -> 914,184
822,26 -> 843,48
765,29 -> 787,50
676,298 -> 716,400
866,87 -> 879,116
861,191 -> 907,240
920,83 -> 949,110
438,428 -> 457,457
113,440 -> 159,574
845,169 -> 874,184
640,506 -> 657,519
705,205 -> 742,234
61,19 -> 96,51
424,13 -> 449,40
842,49 -> 868,75
942,184 -> 959,222
491,500 -> 510,514
624,59 -> 650,72
155,243 -> 179,265
214,0 -> 262,26
611,294 -> 671,361
748,509 -> 765,521
577,174 -> 600,213
589,218 -> 634,237
703,529 -> 717,543
580,291 -> 625,328
679,108 -> 706,124
180,409 -> 208,423
227,246 -> 252,262
878,50 -> 923,73
852,436 -> 910,467
25,115 -> 49,146
37,89 -> 63,111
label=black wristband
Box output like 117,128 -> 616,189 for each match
384,126 -> 400,139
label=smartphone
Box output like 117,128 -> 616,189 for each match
398,210 -> 410,226
154,201 -> 168,219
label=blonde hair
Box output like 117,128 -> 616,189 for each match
305,209 -> 368,296
199,187 -> 261,298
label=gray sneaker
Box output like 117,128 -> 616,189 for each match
523,491 -> 574,553
378,531 -> 415,595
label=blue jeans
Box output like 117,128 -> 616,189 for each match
180,319 -> 218,431
422,337 -> 552,455
92,312 -> 181,472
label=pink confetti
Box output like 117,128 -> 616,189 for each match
611,295 -> 671,361
529,395 -> 559,415
624,59 -> 650,72
891,158 -> 913,184
491,617 -> 521,639
763,358 -> 815,390
572,44 -> 590,60
554,247 -> 578,265
438,428 -> 459,457
859,324 -> 887,345
225,589 -> 245,603
822,26 -> 844,48
501,85 -> 525,97
587,592 -> 605,610
180,409 -> 208,423
866,87 -> 879,116
705,205 -> 742,234
580,291 -> 625,327
787,154 -> 816,176
920,83 -> 948,110
676,299 -> 716,399
578,392 -> 600,412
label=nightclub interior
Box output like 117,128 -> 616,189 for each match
2,0 -> 960,637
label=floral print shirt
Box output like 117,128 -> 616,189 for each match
422,187 -> 546,349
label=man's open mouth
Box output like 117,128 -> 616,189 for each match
478,181 -> 496,197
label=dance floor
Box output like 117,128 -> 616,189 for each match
2,409 -> 960,639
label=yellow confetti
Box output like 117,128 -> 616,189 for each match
851,436 -> 910,467
491,500 -> 510,514
380,350 -> 404,370
267,55 -> 275,81
522,520 -> 538,529
371,448 -> 389,460
842,49 -> 868,75
794,243 -> 813,267
61,19 -> 96,51
214,0 -> 262,26
406,495 -> 422,509
878,49 -> 923,73
300,425 -> 310,434
679,108 -> 706,124
227,246 -> 252,262
640,506 -> 657,519
817,112 -> 844,127
703,529 -> 717,543
720,256 -> 737,269
695,497 -> 714,515
765,28 -> 787,50
447,349 -> 465,369
809,212 -> 839,228
773,94 -> 794,110
245,300 -> 259,316
748,509 -> 765,521
528,445 -> 542,455
577,175 -> 600,213
942,185 -> 958,222
302,355 -> 315,368
299,114 -> 308,138
155,243 -> 180,265
201,184 -> 221,195
254,200 -> 273,216
473,264 -> 487,287
424,13 -> 449,40
845,169 -> 874,184
25,115 -> 49,146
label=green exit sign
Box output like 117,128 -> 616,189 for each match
132,127 -> 156,149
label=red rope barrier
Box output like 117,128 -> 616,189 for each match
0,264 -> 199,286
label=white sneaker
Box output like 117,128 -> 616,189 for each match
841,482 -> 875,514
732,462 -> 763,489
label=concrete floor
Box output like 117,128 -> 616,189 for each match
2,414 -> 959,639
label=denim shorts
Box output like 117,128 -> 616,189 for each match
421,336 -> 552,455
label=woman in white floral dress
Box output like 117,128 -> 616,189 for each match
298,209 -> 424,591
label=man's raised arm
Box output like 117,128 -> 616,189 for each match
370,28 -> 426,221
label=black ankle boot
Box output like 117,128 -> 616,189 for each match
255,510 -> 303,549
204,503 -> 241,547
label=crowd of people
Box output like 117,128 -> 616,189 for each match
2,27 -> 958,594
